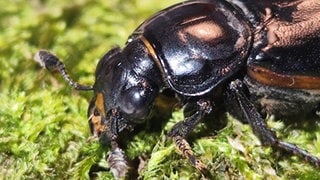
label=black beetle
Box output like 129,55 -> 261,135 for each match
35,0 -> 320,178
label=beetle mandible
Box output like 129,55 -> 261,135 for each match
35,0 -> 320,178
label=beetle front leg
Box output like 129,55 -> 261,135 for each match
89,108 -> 130,179
168,99 -> 213,177
104,109 -> 135,179
106,141 -> 128,179
227,79 -> 320,167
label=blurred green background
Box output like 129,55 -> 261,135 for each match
1,0 -> 320,179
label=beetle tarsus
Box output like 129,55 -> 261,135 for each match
107,146 -> 129,180
276,141 -> 320,167
173,136 -> 212,179
227,79 -> 320,167
169,100 -> 213,177
34,50 -> 93,91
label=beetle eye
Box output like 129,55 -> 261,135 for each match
118,86 -> 153,120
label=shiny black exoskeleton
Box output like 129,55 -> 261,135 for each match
35,0 -> 320,178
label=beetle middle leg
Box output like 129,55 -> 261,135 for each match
168,99 -> 213,177
227,79 -> 320,167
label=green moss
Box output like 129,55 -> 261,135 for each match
1,0 -> 320,179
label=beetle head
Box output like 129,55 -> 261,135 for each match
88,47 -> 158,141
35,48 -> 158,143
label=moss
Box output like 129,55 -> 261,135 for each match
1,0 -> 319,179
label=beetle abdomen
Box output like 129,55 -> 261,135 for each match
244,76 -> 320,117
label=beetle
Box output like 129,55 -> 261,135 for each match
35,0 -> 320,178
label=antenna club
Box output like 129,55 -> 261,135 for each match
34,50 -> 93,91
34,50 -> 62,72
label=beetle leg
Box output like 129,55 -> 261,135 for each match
88,107 -> 130,179
227,79 -> 320,167
106,141 -> 129,180
168,99 -> 213,177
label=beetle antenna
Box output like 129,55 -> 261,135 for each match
34,50 -> 93,91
